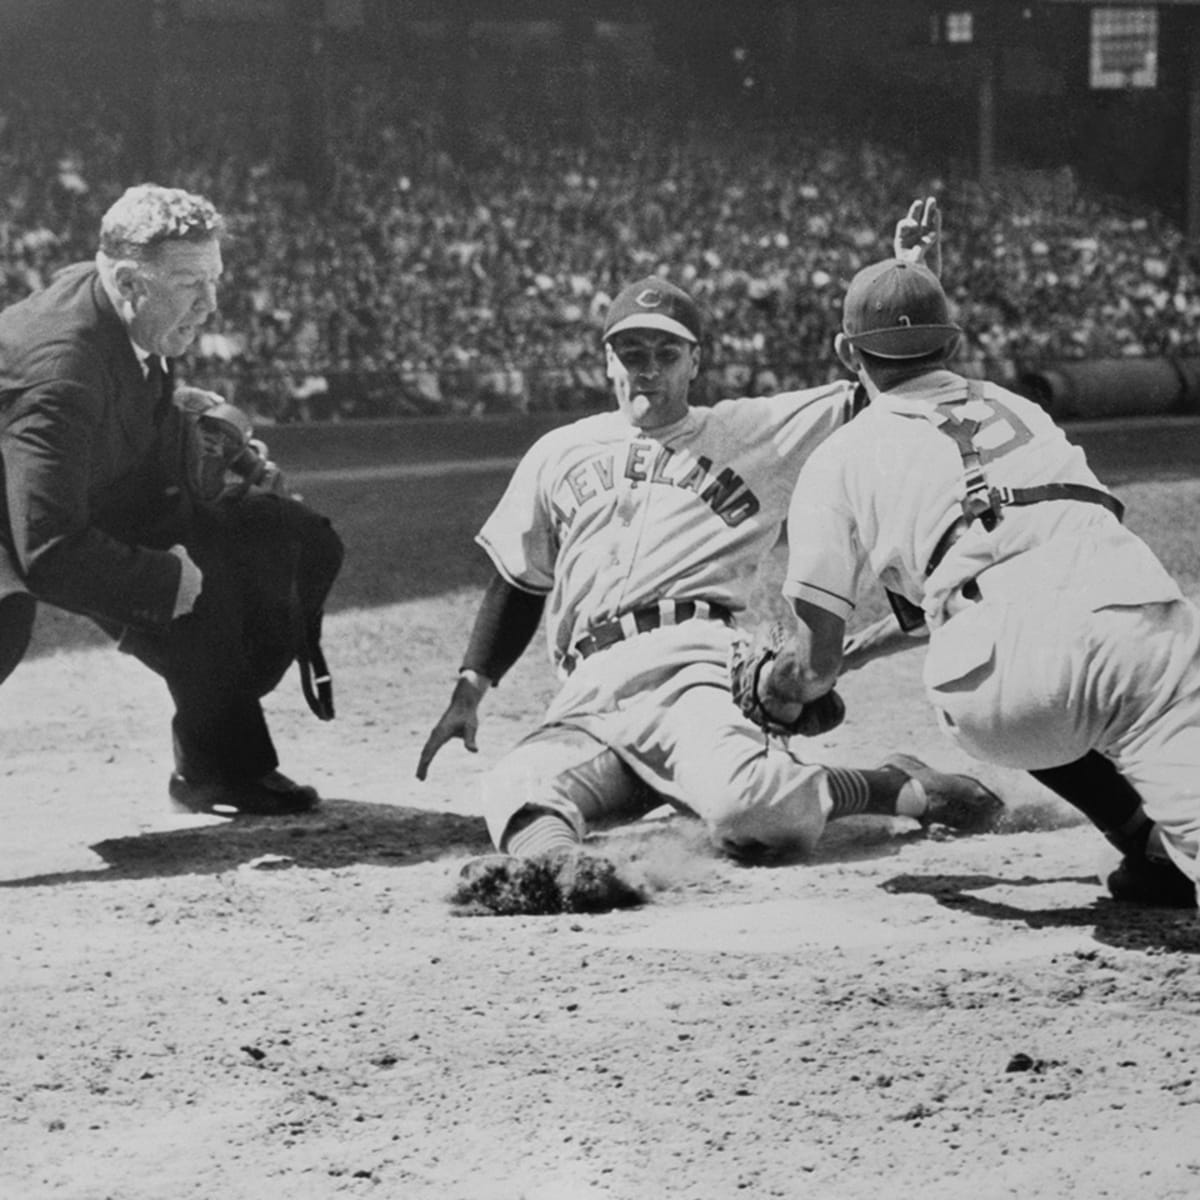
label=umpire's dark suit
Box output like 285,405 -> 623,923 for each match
0,261 -> 341,786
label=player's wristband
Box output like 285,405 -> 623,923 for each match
457,668 -> 492,696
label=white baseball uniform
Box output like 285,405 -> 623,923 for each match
783,369 -> 1200,891
476,382 -> 859,856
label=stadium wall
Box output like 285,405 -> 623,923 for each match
259,378 -> 1200,486
2,0 -> 1196,217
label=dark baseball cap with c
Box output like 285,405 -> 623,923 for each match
842,259 -> 960,359
603,276 -> 702,344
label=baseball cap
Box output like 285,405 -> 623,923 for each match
603,276 -> 701,344
842,259 -> 960,359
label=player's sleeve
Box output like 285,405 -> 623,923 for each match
769,379 -> 859,477
780,440 -> 863,623
475,434 -> 559,594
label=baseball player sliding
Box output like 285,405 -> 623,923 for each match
417,206 -> 1003,913
758,198 -> 1199,908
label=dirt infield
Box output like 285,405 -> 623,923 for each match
3,456 -> 1200,1199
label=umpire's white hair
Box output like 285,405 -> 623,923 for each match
98,184 -> 223,261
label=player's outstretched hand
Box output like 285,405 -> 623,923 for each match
416,679 -> 483,780
894,196 -> 942,274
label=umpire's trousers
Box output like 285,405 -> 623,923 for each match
133,493 -> 343,783
1,493 -> 343,785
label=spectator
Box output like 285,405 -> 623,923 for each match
0,71 -> 1199,415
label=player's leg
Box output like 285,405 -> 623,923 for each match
1028,752 -> 1195,906
924,598 -> 1096,770
1106,728 -> 1200,909
931,598 -> 1198,905
927,604 -> 1151,858
1030,753 -> 1163,873
1029,753 -> 1150,853
460,726 -> 652,915
1096,603 -> 1200,907
641,680 -> 1000,862
481,724 -> 660,856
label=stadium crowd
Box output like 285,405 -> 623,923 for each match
3,70 -> 1200,422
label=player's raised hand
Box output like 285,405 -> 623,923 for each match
894,196 -> 942,275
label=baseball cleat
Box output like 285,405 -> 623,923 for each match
168,769 -> 320,818
451,849 -> 645,917
453,854 -> 562,916
551,848 -> 646,913
1104,853 -> 1197,908
882,753 -> 1005,834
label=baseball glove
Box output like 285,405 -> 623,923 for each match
730,623 -> 846,738
166,386 -> 290,509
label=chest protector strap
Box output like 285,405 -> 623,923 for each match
924,379 -> 1124,577
937,383 -> 1001,531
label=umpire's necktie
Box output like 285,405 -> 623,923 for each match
146,355 -> 173,415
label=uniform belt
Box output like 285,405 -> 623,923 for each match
561,599 -> 733,675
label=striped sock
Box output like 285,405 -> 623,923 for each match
826,766 -> 926,819
825,767 -> 871,818
504,811 -> 580,857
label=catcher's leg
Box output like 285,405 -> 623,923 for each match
931,598 -> 1197,904
1104,735 -> 1200,908
481,725 -> 660,855
1101,638 -> 1200,908
1030,752 -> 1153,854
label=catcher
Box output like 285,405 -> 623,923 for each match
771,197 -> 1198,908
417,202 -> 1003,911
0,185 -> 342,817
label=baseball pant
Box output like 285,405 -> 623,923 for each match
482,623 -> 833,857
116,494 -> 342,784
924,593 -> 1200,890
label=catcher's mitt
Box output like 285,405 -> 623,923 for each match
165,386 -> 290,509
730,624 -> 846,738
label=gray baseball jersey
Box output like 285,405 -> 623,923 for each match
479,381 -> 859,671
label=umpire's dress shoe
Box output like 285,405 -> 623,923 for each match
168,770 -> 320,817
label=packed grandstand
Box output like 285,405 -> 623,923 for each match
2,71 -> 1198,422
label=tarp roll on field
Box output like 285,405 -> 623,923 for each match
1019,357 -> 1200,420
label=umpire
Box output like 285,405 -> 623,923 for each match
0,184 -> 342,817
